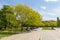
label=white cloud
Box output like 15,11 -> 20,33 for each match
43,16 -> 56,21
49,7 -> 60,17
0,4 -> 3,9
44,0 -> 58,2
42,7 -> 60,21
40,6 -> 46,10
47,13 -> 56,16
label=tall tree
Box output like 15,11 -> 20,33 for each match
15,4 -> 42,31
57,17 -> 60,27
0,5 -> 14,29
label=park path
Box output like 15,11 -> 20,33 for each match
42,28 -> 60,40
1,28 -> 42,40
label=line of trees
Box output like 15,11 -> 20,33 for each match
0,4 -> 43,32
43,20 -> 57,27
0,4 -> 57,32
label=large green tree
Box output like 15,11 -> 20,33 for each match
0,5 -> 10,29
0,4 -> 42,31
15,4 -> 42,31
0,5 -> 18,31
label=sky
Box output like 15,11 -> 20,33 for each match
0,0 -> 60,21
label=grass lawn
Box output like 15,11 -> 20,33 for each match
43,27 -> 51,30
0,34 -> 10,39
0,31 -> 18,39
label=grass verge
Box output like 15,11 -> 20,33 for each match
0,31 -> 18,39
43,27 -> 51,30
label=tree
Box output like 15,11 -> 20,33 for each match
43,20 -> 57,27
0,10 -> 3,30
0,5 -> 18,31
49,20 -> 57,27
1,5 -> 14,29
43,20 -> 57,29
6,13 -> 21,31
0,4 -> 42,31
57,17 -> 60,27
15,4 -> 42,31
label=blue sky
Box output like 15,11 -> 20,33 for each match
0,0 -> 60,21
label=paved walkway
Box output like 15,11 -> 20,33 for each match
1,28 -> 42,40
42,28 -> 60,40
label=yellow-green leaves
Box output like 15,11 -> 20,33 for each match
15,4 -> 42,27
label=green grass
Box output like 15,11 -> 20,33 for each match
0,34 -> 9,38
0,31 -> 18,39
43,27 -> 51,30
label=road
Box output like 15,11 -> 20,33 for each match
1,28 -> 60,40
42,28 -> 60,40
1,28 -> 42,40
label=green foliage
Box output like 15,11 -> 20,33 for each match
0,5 -> 21,31
0,4 -> 57,32
43,27 -> 51,30
57,17 -> 60,27
43,20 -> 57,27
0,31 -> 18,38
15,4 -> 42,27
0,4 -> 42,32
